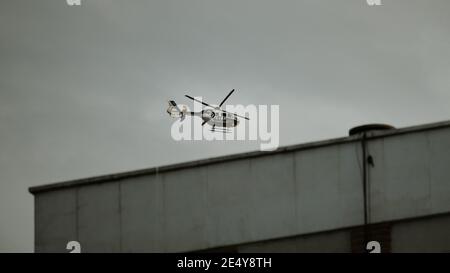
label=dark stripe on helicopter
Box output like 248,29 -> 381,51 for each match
223,112 -> 226,128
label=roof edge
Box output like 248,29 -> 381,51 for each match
29,119 -> 450,194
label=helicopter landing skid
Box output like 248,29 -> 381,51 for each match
210,128 -> 231,133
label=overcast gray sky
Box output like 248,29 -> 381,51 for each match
1,0 -> 450,252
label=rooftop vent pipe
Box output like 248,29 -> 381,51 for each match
349,124 -> 395,136
350,123 -> 395,252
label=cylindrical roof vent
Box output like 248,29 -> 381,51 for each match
349,123 -> 395,136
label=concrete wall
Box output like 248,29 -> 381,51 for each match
233,213 -> 450,253
369,127 -> 450,222
33,125 -> 450,252
392,214 -> 450,253
35,189 -> 77,253
238,230 -> 351,253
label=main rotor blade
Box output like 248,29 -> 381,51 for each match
185,95 -> 213,108
186,112 -> 200,116
219,89 -> 235,107
233,113 -> 250,120
219,109 -> 250,120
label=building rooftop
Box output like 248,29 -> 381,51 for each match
29,120 -> 450,194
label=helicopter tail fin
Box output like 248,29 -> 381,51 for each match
167,100 -> 186,120
168,100 -> 177,108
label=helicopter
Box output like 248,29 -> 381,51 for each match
167,89 -> 250,132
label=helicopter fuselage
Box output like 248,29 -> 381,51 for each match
167,89 -> 248,131
202,109 -> 239,128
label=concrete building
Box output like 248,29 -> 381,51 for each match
30,120 -> 450,253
